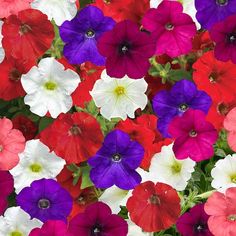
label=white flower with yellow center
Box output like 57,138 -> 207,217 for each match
211,154 -> 236,192
0,207 -> 42,236
90,70 -> 148,120
31,0 -> 77,26
21,57 -> 80,118
148,144 -> 196,191
10,139 -> 66,193
0,20 -> 5,63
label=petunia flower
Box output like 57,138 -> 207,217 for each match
142,0 -> 196,58
31,0 -> 77,26
21,57 -> 80,118
60,6 -> 115,65
127,181 -> 181,232
97,20 -> 156,79
193,51 -> 236,103
0,0 -> 33,18
68,202 -> 128,236
0,207 -> 42,236
152,79 -> 212,137
168,109 -> 218,162
88,129 -> 144,190
17,178 -> 73,223
0,171 -> 14,215
10,139 -> 66,194
224,107 -> 236,151
2,9 -> 55,68
195,0 -> 236,30
210,15 -> 236,64
40,112 -> 104,164
148,144 -> 196,191
0,21 -> 5,64
127,219 -> 150,236
211,154 -> 236,192
90,69 -> 148,120
204,187 -> 236,236
0,117 -> 25,171
176,203 -> 212,236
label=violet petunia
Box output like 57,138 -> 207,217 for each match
168,109 -> 218,162
68,202 -> 128,236
59,5 -> 115,66
17,178 -> 73,223
152,79 -> 212,137
210,15 -> 236,64
97,20 -> 156,79
195,0 -> 236,30
88,129 -> 144,190
142,0 -> 196,58
176,203 -> 213,236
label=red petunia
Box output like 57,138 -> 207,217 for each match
127,181 -> 181,232
40,112 -> 103,164
193,51 -> 236,103
2,9 -> 54,68
116,114 -> 171,169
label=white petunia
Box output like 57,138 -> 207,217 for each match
31,0 -> 77,26
148,144 -> 196,191
127,220 -> 151,236
150,0 -> 201,29
90,70 -> 148,120
0,20 -> 5,63
0,207 -> 42,236
21,57 -> 80,118
211,154 -> 236,192
99,186 -> 132,214
10,139 -> 66,193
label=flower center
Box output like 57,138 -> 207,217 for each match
44,81 -> 57,91
114,86 -> 125,96
112,153 -> 122,162
228,33 -> 236,44
179,103 -> 188,112
119,42 -> 130,54
149,194 -> 160,205
230,174 -> 236,183
10,232 -> 23,236
228,214 -> 236,221
86,29 -> 95,38
9,69 -> 21,82
38,199 -> 50,209
209,71 -> 218,83
69,125 -> 82,136
189,130 -> 197,137
194,223 -> 206,232
19,24 -> 31,35
216,0 -> 228,5
103,0 -> 111,3
171,162 -> 182,174
0,145 -> 3,152
165,23 -> 174,31
91,224 -> 102,235
217,102 -> 229,115
29,163 -> 42,173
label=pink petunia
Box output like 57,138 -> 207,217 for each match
168,109 -> 218,162
0,118 -> 25,170
224,107 -> 236,152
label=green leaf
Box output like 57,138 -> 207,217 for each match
38,117 -> 54,132
168,69 -> 192,82
80,166 -> 94,189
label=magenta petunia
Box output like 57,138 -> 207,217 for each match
168,109 -> 218,162
142,0 -> 196,58
97,20 -> 156,79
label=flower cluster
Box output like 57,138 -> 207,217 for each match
1,0 -> 236,235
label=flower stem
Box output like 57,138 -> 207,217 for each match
195,190 -> 215,199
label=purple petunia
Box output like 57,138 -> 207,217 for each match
97,20 -> 156,79
88,129 -> 144,190
59,6 -> 115,65
195,0 -> 236,30
176,203 -> 213,236
17,178 -> 73,223
152,79 -> 212,137
68,202 -> 128,236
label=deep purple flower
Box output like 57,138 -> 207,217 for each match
88,129 -> 144,190
152,79 -> 212,137
97,20 -> 156,79
195,0 -> 236,30
210,15 -> 236,63
168,109 -> 218,162
17,178 -> 73,223
68,202 -> 128,236
59,6 -> 115,65
176,203 -> 213,236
